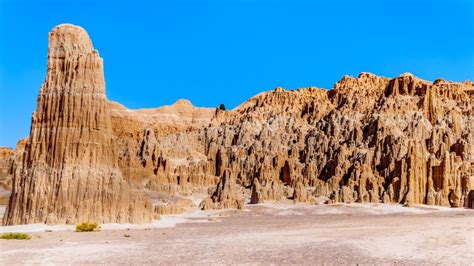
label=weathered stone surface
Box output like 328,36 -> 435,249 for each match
3,24 -> 474,225
154,197 -> 194,215
201,72 -> 473,208
200,170 -> 244,210
293,181 -> 312,203
3,24 -> 152,225
0,147 -> 14,191
0,140 -> 26,202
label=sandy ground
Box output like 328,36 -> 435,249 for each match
0,203 -> 473,265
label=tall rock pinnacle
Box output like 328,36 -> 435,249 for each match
3,24 -> 152,225
44,24 -> 104,95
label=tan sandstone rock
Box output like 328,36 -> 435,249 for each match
200,169 -> 244,210
3,24 -> 474,226
0,147 -> 14,191
154,197 -> 195,215
3,24 -> 152,225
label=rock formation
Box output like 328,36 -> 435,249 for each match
200,170 -> 244,210
154,197 -> 194,216
204,73 -> 473,208
0,147 -> 14,191
0,140 -> 27,198
3,24 -> 152,225
3,24 -> 474,225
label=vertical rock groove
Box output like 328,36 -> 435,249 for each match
3,24 -> 152,225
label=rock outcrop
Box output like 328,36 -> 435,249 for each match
3,24 -> 152,225
0,140 -> 26,199
0,147 -> 14,191
154,197 -> 194,216
3,24 -> 474,225
203,73 -> 473,208
200,170 -> 244,210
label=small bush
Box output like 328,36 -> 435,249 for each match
0,232 -> 31,240
75,222 -> 100,232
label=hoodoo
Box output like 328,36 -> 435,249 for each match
3,24 -> 152,225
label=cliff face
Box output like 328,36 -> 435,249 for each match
203,73 -> 473,208
3,24 -> 474,225
3,25 -> 152,225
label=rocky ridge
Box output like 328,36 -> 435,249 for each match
2,24 -> 473,225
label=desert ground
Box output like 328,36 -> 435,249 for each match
1,202 -> 473,265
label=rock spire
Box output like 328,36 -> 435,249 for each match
3,24 -> 152,225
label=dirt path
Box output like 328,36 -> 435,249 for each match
1,203 -> 473,264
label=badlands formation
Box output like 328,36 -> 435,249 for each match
2,24 -> 474,225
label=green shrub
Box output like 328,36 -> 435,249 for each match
75,222 -> 100,232
0,232 -> 31,240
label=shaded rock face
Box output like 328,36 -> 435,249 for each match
3,24 -> 474,225
3,24 -> 152,225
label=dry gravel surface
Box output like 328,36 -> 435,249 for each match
1,203 -> 473,265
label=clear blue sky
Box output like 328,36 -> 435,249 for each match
0,0 -> 473,148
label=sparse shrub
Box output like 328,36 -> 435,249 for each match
75,222 -> 100,232
0,232 -> 31,240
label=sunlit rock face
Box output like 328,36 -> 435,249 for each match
3,24 -> 474,225
3,24 -> 152,225
204,72 -> 473,208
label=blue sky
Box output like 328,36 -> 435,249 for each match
0,0 -> 473,148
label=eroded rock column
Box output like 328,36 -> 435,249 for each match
3,24 -> 152,225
